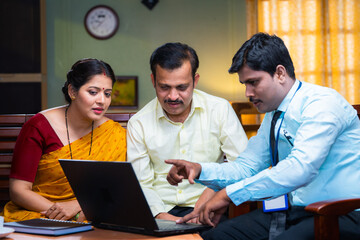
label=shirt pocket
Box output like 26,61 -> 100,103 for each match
191,138 -> 223,163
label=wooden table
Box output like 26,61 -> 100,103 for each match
4,227 -> 203,240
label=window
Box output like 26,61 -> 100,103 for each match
247,0 -> 360,103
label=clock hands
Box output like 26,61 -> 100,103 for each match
93,14 -> 106,29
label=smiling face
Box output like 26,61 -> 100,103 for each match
69,74 -> 113,121
238,64 -> 287,113
151,60 -> 199,123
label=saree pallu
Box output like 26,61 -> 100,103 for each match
3,120 -> 126,222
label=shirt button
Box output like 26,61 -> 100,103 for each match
178,190 -> 182,194
181,149 -> 186,154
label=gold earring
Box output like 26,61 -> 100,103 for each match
70,96 -> 75,101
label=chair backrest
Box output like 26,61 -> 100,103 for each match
352,104 -> 360,119
0,112 -> 135,209
231,102 -> 262,137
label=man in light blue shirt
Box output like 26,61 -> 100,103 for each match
165,33 -> 360,240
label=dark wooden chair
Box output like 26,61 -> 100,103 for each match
305,198 -> 360,240
0,114 -> 35,208
0,112 -> 134,210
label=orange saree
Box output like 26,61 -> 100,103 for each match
3,120 -> 126,222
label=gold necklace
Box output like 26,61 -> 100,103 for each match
65,107 -> 94,159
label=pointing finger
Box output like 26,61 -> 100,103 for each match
176,211 -> 199,224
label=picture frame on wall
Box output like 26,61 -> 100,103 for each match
110,76 -> 138,109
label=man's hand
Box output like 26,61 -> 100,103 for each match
155,212 -> 181,222
176,188 -> 231,227
165,159 -> 202,185
188,188 -> 217,224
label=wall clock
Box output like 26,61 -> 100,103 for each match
84,5 -> 119,40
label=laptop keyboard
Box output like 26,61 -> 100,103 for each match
156,219 -> 204,230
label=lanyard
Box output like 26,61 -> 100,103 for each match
270,81 -> 302,167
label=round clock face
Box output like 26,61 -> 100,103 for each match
84,5 -> 119,40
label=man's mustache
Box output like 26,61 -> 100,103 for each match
249,97 -> 262,104
164,99 -> 183,104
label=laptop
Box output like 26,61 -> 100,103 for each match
59,159 -> 211,236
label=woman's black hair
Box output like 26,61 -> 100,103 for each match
62,58 -> 116,103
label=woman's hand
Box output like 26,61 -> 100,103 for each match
10,178 -> 85,221
77,211 -> 86,222
10,178 -> 54,212
42,200 -> 82,221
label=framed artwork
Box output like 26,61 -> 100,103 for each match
110,76 -> 138,109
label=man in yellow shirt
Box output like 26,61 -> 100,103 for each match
127,42 -> 248,222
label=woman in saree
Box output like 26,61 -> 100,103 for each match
2,58 -> 126,222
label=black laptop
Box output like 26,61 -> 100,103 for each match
59,159 -> 210,236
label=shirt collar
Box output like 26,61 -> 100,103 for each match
277,79 -> 301,113
155,89 -> 203,123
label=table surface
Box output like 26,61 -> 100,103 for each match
4,227 -> 203,240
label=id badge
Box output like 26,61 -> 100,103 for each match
263,194 -> 289,212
